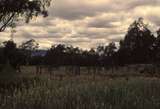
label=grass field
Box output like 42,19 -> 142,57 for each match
0,66 -> 160,109
0,75 -> 160,109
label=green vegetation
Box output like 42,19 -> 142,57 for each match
0,76 -> 160,109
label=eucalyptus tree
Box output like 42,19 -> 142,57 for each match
104,42 -> 117,73
118,18 -> 155,64
153,28 -> 160,64
0,0 -> 52,31
0,40 -> 25,73
19,39 -> 39,65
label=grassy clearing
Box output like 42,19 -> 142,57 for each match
0,76 -> 160,109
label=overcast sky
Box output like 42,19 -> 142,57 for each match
0,0 -> 160,49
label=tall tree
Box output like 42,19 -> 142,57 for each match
0,0 -> 52,31
119,18 -> 155,64
19,39 -> 39,65
153,28 -> 160,63
45,44 -> 66,66
3,40 -> 17,63
104,42 -> 117,72
2,40 -> 21,69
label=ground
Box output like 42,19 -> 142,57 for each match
0,66 -> 160,109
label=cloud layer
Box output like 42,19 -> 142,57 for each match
0,0 -> 160,49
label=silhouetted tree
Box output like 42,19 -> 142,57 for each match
45,44 -> 66,76
19,39 -> 39,65
118,18 -> 155,64
0,46 -> 4,66
153,28 -> 160,64
105,42 -> 117,73
3,40 -> 17,64
2,40 -> 24,72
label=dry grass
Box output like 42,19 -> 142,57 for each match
0,66 -> 160,109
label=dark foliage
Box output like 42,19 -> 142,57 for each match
0,0 -> 52,31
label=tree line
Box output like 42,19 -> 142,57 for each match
0,18 -> 160,74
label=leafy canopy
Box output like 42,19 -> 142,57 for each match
0,0 -> 52,31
